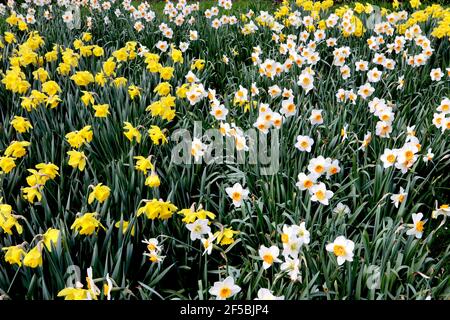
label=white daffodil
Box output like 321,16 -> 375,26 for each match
254,288 -> 284,300
380,148 -> 398,168
307,156 -> 329,178
281,98 -> 297,117
309,109 -> 323,125
406,213 -> 426,239
191,137 -> 207,161
104,273 -> 113,300
391,187 -> 407,208
280,256 -> 301,281
225,183 -> 249,207
258,245 -> 281,269
358,83 -> 375,100
143,238 -> 162,253
297,71 -> 314,93
86,267 -> 101,297
209,276 -> 241,300
310,182 -> 334,205
210,104 -> 228,121
282,238 -> 302,258
430,68 -> 443,81
333,202 -> 351,216
201,232 -> 216,255
326,236 -> 355,265
432,204 -> 450,219
295,135 -> 314,152
296,172 -> 317,191
186,218 -> 211,241
291,222 -> 310,245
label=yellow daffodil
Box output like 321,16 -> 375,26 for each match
23,246 -> 43,268
2,245 -> 26,267
4,141 -> 31,158
133,156 -> 154,175
123,122 -> 141,143
114,220 -> 135,236
0,156 -> 16,173
81,91 -> 95,106
43,228 -> 60,252
71,212 -> 105,236
137,199 -> 178,220
10,116 -> 33,133
145,173 -> 160,188
214,227 -> 239,246
93,104 -> 110,117
148,126 -> 168,145
128,85 -> 141,100
67,150 -> 87,171
88,183 -> 111,204
57,287 -> 90,300
42,80 -> 61,96
71,71 -> 94,86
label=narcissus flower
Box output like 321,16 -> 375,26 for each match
186,218 -> 211,241
71,212 -> 105,236
295,135 -> 314,152
159,66 -> 174,80
391,187 -> 407,208
57,267 -> 100,300
191,59 -> 205,71
67,150 -> 87,171
280,256 -> 301,281
148,126 -> 168,145
144,250 -> 165,263
214,227 -> 239,246
201,232 -> 216,255
123,122 -> 142,143
102,58 -> 116,77
57,287 -> 90,300
432,204 -> 450,219
88,183 -> 111,204
114,220 -> 135,236
81,91 -> 95,106
154,82 -> 172,96
22,185 -> 43,203
2,245 -> 26,266
43,228 -> 60,252
133,156 -> 154,175
209,276 -> 241,300
4,141 -> 31,158
255,288 -> 284,300
65,126 -> 93,149
42,81 -> 61,96
23,245 -> 43,268
128,85 -> 141,100
309,109 -> 323,125
0,156 -> 16,174
259,245 -> 281,269
178,205 -> 216,224
143,238 -> 162,253
310,182 -> 334,205
35,163 -> 59,180
406,213 -> 426,239
10,116 -> 33,133
225,183 -> 249,207
137,199 -> 178,220
326,236 -> 355,265
145,172 -> 161,188
296,171 -> 317,192
93,104 -> 110,118
71,71 -> 94,86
